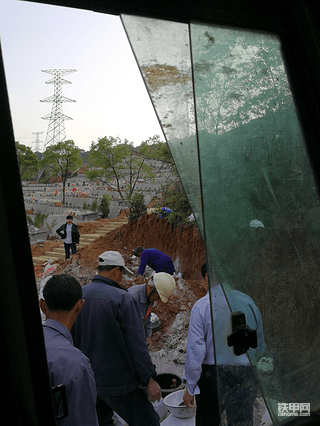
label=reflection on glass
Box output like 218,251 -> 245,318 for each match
122,13 -> 320,425
121,15 -> 203,233
191,22 -> 320,422
210,268 -> 266,425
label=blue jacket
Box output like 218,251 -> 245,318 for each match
138,248 -> 175,275
43,319 -> 98,426
71,275 -> 157,398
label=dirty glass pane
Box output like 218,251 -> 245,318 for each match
121,15 -> 203,233
191,22 -> 320,423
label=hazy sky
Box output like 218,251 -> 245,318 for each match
1,0 -> 165,151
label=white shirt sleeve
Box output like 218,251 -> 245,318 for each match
182,299 -> 208,395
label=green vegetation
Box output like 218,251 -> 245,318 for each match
15,142 -> 39,180
99,195 -> 111,218
91,200 -> 98,211
155,181 -> 193,228
46,218 -> 57,238
34,212 -> 48,229
85,135 -> 177,200
26,215 -> 34,226
128,192 -> 147,222
41,140 -> 82,206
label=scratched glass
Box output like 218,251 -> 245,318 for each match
121,15 -> 203,235
123,15 -> 320,424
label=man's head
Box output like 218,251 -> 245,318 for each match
40,274 -> 84,330
133,246 -> 144,257
66,215 -> 73,225
97,251 -> 133,283
148,272 -> 176,303
201,263 -> 209,292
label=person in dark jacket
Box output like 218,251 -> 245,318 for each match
132,247 -> 175,276
56,215 -> 80,260
71,251 -> 161,426
40,274 -> 98,426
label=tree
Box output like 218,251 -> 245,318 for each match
15,142 -> 39,180
128,192 -> 147,222
99,195 -> 111,218
143,135 -> 178,176
85,136 -> 159,201
91,200 -> 98,211
41,140 -> 82,206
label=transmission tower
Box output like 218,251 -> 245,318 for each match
40,69 -> 77,149
32,132 -> 44,153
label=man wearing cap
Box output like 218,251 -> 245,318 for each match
128,273 -> 176,349
71,251 -> 161,426
133,246 -> 175,276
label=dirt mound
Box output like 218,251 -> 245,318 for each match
51,214 -> 205,279
32,241 -> 61,257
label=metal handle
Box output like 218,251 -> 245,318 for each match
227,311 -> 257,356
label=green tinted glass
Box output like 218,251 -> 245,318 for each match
123,14 -> 320,424
121,15 -> 203,234
191,22 -> 320,422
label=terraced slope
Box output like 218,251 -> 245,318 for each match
32,218 -> 128,266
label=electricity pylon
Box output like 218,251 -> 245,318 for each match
32,132 -> 44,153
40,69 -> 77,149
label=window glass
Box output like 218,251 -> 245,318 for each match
122,14 -> 320,424
191,22 -> 320,422
121,15 -> 203,233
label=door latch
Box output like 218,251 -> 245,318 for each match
227,311 -> 257,356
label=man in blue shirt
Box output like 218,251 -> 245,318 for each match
40,274 -> 98,426
133,246 -> 175,276
183,263 -> 265,426
71,251 -> 161,426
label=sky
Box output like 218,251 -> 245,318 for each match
0,0 -> 165,151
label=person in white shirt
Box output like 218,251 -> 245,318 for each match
56,215 -> 80,260
183,263 -> 265,426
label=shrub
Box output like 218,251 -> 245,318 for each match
167,212 -> 184,229
91,200 -> 98,211
26,215 -> 34,226
155,181 -> 193,227
34,212 -> 48,228
46,218 -> 57,238
128,192 -> 147,222
83,202 -> 88,210
99,195 -> 110,218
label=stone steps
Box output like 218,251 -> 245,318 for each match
32,219 -> 128,266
